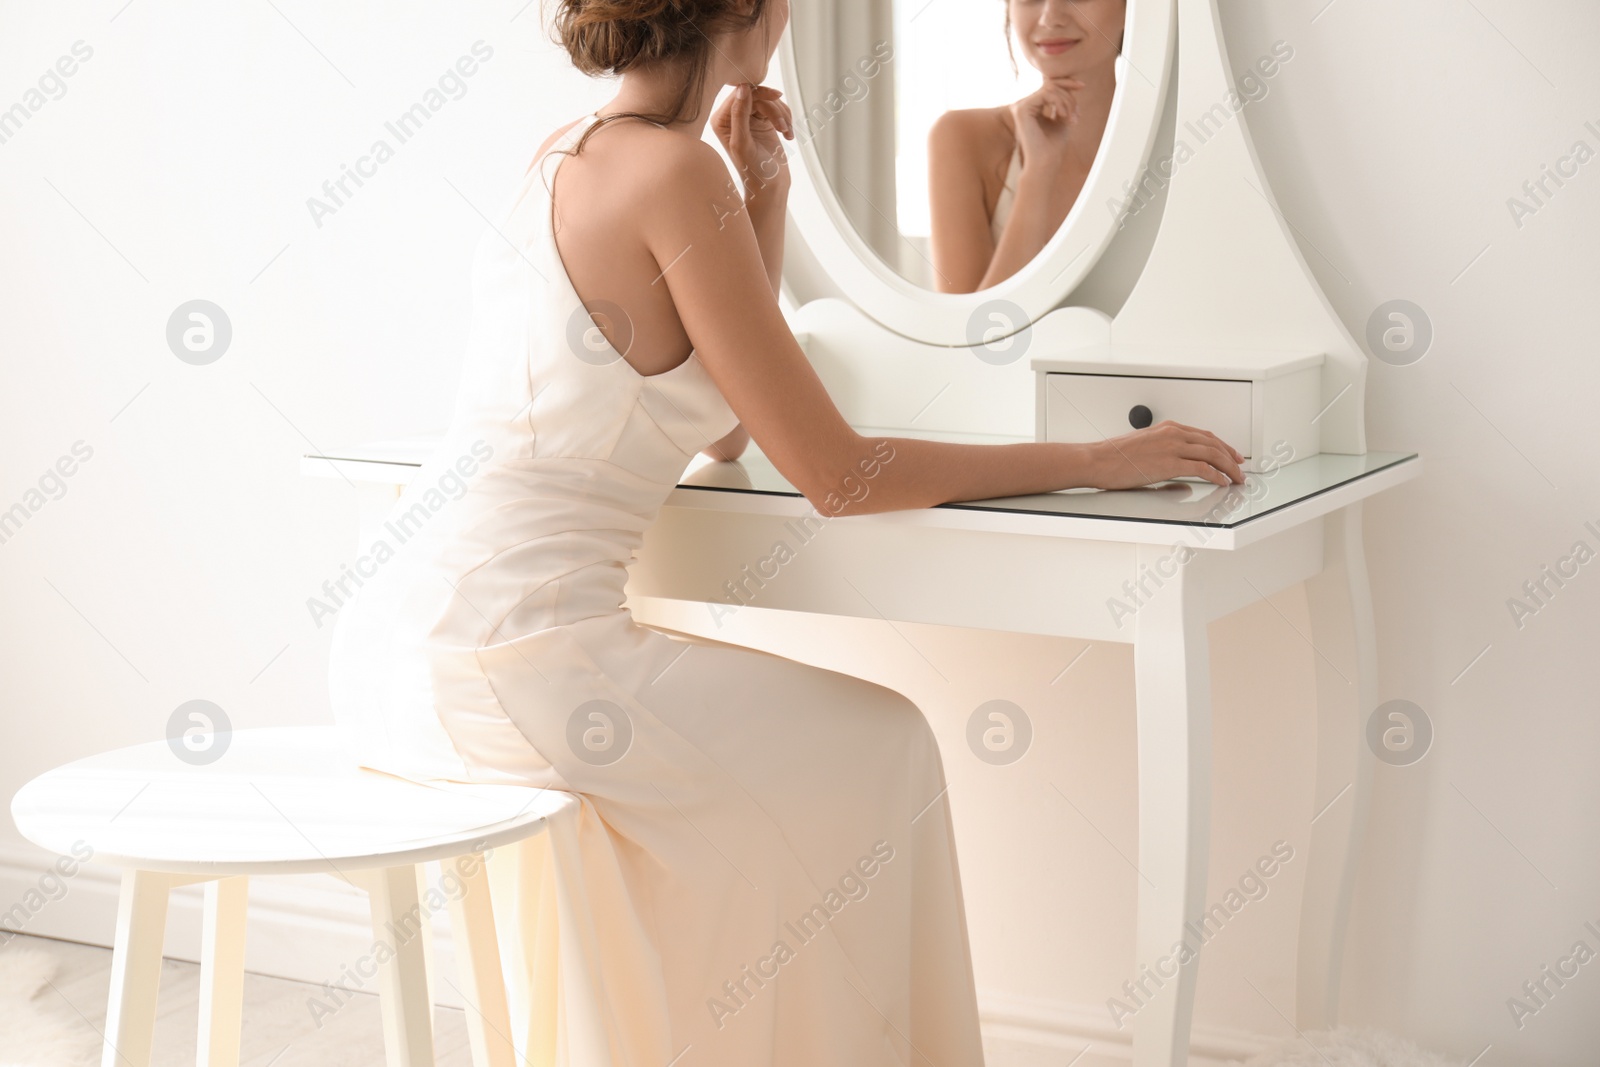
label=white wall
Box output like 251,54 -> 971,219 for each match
2,1 -> 1597,1064
1217,3 -> 1599,1063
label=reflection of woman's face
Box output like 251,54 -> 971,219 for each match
1010,0 -> 1126,79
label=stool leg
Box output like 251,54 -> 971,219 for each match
417,864 -> 438,1014
365,864 -> 437,1067
445,853 -> 515,1067
103,870 -> 175,1067
198,877 -> 248,1067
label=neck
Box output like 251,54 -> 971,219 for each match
1064,61 -> 1118,159
601,61 -> 732,140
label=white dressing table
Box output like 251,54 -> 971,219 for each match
311,0 -> 1422,1061
306,433 -> 1420,1064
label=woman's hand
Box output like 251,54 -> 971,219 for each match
1088,421 -> 1246,490
1010,76 -> 1084,169
711,83 -> 794,199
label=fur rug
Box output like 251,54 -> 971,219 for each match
0,944 -> 100,1067
1243,1026 -> 1462,1067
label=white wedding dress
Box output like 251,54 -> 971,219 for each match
327,112 -> 985,1066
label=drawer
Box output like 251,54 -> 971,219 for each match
1043,373 -> 1253,455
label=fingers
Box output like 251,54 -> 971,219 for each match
728,82 -> 753,159
1052,84 -> 1080,126
1159,420 -> 1244,465
754,86 -> 792,135
1195,440 -> 1244,483
1177,422 -> 1243,464
709,91 -> 735,141
1174,435 -> 1242,483
725,84 -> 793,140
1183,460 -> 1233,488
753,94 -> 794,138
1189,428 -> 1245,468
1144,420 -> 1244,485
1208,448 -> 1244,484
1030,85 -> 1078,126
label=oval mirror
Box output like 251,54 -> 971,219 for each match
778,0 -> 1174,345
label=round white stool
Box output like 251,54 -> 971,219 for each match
9,726 -> 575,1067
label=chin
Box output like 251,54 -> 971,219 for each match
1032,56 -> 1083,79
1038,51 -> 1114,81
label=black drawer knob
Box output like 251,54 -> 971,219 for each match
1128,404 -> 1153,429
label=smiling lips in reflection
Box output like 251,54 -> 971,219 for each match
1035,37 -> 1081,56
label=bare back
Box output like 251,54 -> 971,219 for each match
531,117 -> 703,378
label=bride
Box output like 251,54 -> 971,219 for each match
328,0 -> 1241,1063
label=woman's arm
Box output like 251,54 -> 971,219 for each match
928,120 -> 1058,294
980,81 -> 1082,289
746,186 -> 787,297
712,83 -> 791,297
836,425 -> 1242,515
702,423 -> 751,463
927,111 -> 998,294
711,173 -> 779,461
646,141 -> 1242,514
930,84 -> 1083,293
977,167 -> 1064,291
698,84 -> 791,462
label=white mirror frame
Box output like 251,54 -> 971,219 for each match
776,0 -> 1176,347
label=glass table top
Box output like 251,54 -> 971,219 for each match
308,426 -> 1419,532
681,428 -> 1419,530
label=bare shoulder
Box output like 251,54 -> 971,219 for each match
930,106 -> 1011,150
606,123 -> 731,194
526,116 -> 587,174
574,122 -> 740,231
929,106 -> 1014,172
529,112 -> 725,181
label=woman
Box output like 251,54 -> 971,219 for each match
328,0 -> 1241,1063
929,0 -> 1125,293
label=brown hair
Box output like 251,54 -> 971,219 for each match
549,0 -> 773,153
1004,5 -> 1018,77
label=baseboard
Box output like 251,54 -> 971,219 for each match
1,842 -> 1274,1061
0,840 -> 471,1010
980,989 -> 1273,1064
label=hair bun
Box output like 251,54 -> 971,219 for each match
553,0 -> 716,76
547,0 -> 771,144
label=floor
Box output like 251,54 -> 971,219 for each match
2,931 -> 1131,1066
2,932 -> 1303,1067
0,933 -> 474,1067
0,933 -> 1180,1067
1,932 -> 1469,1067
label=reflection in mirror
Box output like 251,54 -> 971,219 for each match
790,0 -> 1124,294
